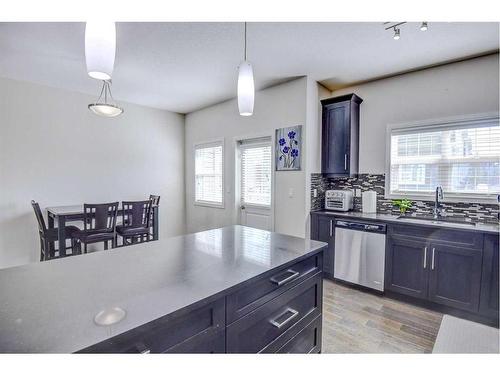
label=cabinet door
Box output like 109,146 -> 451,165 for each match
312,215 -> 334,277
385,236 -> 429,300
479,234 -> 499,319
428,244 -> 482,312
322,102 -> 350,175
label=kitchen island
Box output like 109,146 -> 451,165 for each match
0,225 -> 326,353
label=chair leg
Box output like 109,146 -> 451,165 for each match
104,241 -> 108,250
84,243 -> 87,254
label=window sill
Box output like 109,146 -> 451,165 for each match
194,201 -> 225,209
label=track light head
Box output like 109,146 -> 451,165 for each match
393,28 -> 400,40
420,22 -> 428,31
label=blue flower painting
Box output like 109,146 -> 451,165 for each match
275,125 -> 302,171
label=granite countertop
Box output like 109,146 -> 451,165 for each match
311,210 -> 499,234
0,225 -> 326,353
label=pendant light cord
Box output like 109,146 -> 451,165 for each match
244,22 -> 247,61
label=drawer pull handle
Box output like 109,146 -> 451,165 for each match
270,308 -> 299,329
270,269 -> 300,286
136,342 -> 150,354
431,247 -> 436,270
423,247 -> 427,269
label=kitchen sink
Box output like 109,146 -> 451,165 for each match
396,216 -> 477,226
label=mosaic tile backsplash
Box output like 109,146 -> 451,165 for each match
311,173 -> 499,224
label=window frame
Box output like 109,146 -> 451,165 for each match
194,138 -> 225,209
385,112 -> 500,203
239,138 -> 273,209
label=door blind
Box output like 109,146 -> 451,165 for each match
389,117 -> 500,198
195,141 -> 223,205
241,141 -> 272,206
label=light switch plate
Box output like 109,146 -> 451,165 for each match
313,189 -> 318,198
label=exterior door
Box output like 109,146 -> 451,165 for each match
385,235 -> 429,300
238,137 -> 273,231
428,243 -> 483,312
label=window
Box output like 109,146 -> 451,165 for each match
195,140 -> 223,207
387,115 -> 500,201
240,139 -> 272,207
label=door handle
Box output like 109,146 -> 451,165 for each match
241,205 -> 245,210
269,308 -> 299,329
423,247 -> 427,269
330,220 -> 333,237
344,154 -> 348,170
431,248 -> 436,270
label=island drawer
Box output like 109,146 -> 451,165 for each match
226,253 -> 323,324
226,273 -> 322,353
275,315 -> 322,353
165,330 -> 225,353
79,298 -> 225,353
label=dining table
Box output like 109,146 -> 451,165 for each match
46,204 -> 159,256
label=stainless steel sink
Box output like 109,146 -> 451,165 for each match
396,216 -> 477,226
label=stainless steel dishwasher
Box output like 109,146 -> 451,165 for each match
334,220 -> 386,291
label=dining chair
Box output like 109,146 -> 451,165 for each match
31,200 -> 80,261
149,194 -> 160,240
116,200 -> 152,246
73,202 -> 119,253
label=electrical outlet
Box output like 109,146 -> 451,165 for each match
354,188 -> 361,197
313,188 -> 318,198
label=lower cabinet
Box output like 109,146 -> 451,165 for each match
385,236 -> 429,300
428,244 -> 482,312
480,234 -> 499,318
311,213 -> 334,277
386,228 -> 485,315
275,315 -> 322,354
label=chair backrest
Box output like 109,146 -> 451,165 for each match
31,200 -> 47,234
83,202 -> 119,232
122,200 -> 152,228
149,194 -> 160,206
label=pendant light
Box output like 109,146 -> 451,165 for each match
85,21 -> 116,81
237,22 -> 255,116
88,80 -> 123,118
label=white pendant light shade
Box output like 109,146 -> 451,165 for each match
88,103 -> 123,117
237,61 -> 254,116
85,21 -> 116,81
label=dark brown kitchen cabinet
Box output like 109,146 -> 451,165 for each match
428,244 -> 483,312
310,213 -> 334,278
480,234 -> 499,319
321,94 -> 362,177
385,235 -> 429,300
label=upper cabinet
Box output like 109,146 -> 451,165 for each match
321,94 -> 362,176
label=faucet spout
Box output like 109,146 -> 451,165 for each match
433,186 -> 444,219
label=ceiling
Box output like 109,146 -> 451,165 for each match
0,22 -> 498,114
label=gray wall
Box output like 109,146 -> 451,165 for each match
185,78 -> 308,238
324,54 -> 500,174
0,77 -> 186,269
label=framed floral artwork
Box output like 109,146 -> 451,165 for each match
275,125 -> 302,171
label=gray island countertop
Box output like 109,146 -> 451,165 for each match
0,225 -> 326,353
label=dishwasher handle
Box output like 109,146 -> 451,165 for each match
335,220 -> 386,233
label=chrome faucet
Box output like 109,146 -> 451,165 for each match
433,186 -> 444,219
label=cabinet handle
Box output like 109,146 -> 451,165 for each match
423,247 -> 427,269
344,154 -> 348,170
270,269 -> 300,286
431,248 -> 435,270
135,342 -> 150,354
270,308 -> 299,329
330,220 -> 333,237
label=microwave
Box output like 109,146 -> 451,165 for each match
325,190 -> 354,211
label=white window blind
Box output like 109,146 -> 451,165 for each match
240,140 -> 272,207
195,141 -> 223,206
388,116 -> 500,200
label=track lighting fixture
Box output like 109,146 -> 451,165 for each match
420,22 -> 428,31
